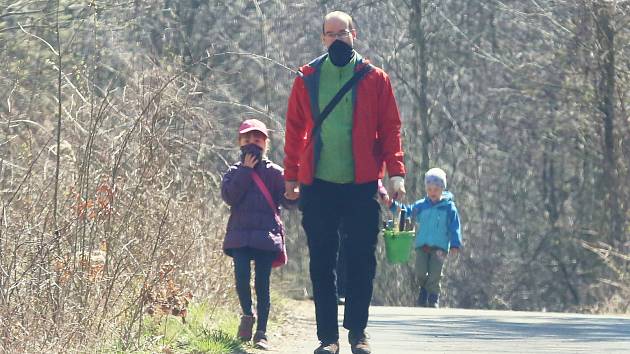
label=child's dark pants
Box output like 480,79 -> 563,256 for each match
300,179 -> 380,343
233,247 -> 277,332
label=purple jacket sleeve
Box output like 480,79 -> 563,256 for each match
272,166 -> 298,210
221,164 -> 253,206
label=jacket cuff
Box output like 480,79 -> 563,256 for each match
284,171 -> 298,181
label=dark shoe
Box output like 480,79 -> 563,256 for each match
416,287 -> 428,307
348,330 -> 371,354
253,330 -> 270,350
314,341 -> 340,354
428,293 -> 440,308
237,314 -> 256,341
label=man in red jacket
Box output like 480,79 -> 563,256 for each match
283,11 -> 406,354
284,11 -> 405,354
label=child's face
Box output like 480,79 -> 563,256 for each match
239,131 -> 267,151
425,184 -> 443,202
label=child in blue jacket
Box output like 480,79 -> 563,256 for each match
391,167 -> 462,308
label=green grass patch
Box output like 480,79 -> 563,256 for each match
99,291 -> 294,353
103,302 -> 247,353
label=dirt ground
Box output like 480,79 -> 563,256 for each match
245,299 -> 317,354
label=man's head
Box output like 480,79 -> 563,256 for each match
321,11 -> 356,49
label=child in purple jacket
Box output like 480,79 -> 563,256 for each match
221,119 -> 295,350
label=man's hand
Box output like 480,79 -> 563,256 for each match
389,176 -> 406,201
243,153 -> 259,168
284,181 -> 300,200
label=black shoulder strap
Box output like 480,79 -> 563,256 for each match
315,63 -> 373,129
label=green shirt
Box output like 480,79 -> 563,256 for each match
315,55 -> 356,183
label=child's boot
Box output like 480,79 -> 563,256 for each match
428,293 -> 440,308
237,314 -> 256,341
416,287 -> 428,307
253,330 -> 270,350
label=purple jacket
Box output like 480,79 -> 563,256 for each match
221,159 -> 296,256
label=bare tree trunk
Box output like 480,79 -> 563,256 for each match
411,0 -> 431,173
595,1 -> 622,246
53,0 -> 62,233
253,0 -> 271,115
52,0 -> 63,326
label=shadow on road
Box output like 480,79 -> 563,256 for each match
369,311 -> 630,342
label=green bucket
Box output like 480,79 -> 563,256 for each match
383,230 -> 415,264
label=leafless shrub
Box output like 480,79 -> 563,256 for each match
0,61 -> 239,352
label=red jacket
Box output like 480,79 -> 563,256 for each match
284,54 -> 405,185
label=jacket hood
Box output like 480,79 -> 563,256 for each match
423,191 -> 454,206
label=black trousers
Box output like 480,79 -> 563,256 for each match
233,247 -> 276,332
336,227 -> 348,298
300,179 -> 380,343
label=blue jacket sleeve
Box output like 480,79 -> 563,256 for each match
448,204 -> 462,248
221,164 -> 252,206
390,200 -> 421,218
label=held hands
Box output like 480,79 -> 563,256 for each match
379,192 -> 390,207
242,153 -> 259,168
284,181 -> 300,200
389,176 -> 406,201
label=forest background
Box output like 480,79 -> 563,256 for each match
1,0 -> 628,351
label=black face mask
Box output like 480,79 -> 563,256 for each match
240,143 -> 263,164
328,40 -> 354,67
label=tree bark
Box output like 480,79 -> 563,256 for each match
411,0 -> 431,173
595,1 -> 623,246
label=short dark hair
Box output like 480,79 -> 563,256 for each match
322,11 -> 355,34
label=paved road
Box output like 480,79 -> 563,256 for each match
269,304 -> 630,354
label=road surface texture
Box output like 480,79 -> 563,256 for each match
263,302 -> 630,354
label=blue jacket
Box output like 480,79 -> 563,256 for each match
392,191 -> 462,251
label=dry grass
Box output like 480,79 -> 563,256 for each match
0,66 -> 240,352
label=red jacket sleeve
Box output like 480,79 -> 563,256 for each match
377,73 -> 406,177
283,75 -> 308,181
